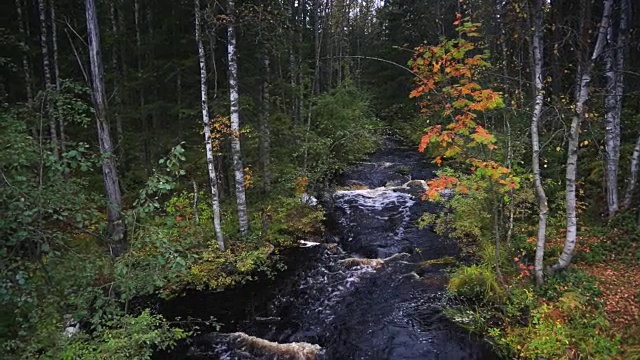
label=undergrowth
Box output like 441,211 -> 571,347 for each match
421,167 -> 630,359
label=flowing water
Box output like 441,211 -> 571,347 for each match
160,140 -> 493,359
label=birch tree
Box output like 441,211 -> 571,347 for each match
195,0 -> 225,250
227,0 -> 249,236
530,0 -> 548,286
603,0 -> 629,218
623,136 -> 640,210
86,0 -> 126,256
550,0 -> 613,272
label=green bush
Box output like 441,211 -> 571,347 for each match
304,86 -> 381,183
448,265 -> 505,304
538,268 -> 601,304
52,310 -> 186,360
503,292 -> 620,360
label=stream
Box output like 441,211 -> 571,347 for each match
159,140 -> 494,359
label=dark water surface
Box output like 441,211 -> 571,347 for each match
159,140 -> 494,360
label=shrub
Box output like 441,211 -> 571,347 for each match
448,265 -> 505,304
52,310 -> 186,360
304,86 -> 381,183
504,292 -> 620,360
538,268 -> 601,304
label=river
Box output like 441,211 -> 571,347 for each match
159,139 -> 494,359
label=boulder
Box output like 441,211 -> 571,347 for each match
299,193 -> 318,206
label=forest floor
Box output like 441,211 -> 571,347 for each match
548,229 -> 640,348
579,261 -> 640,332
575,232 -> 640,335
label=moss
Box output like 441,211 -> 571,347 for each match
395,166 -> 411,176
420,256 -> 458,266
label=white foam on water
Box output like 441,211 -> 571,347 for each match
334,187 -> 415,241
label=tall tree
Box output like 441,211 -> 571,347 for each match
109,0 -> 125,168
15,0 -> 33,105
38,0 -> 59,159
50,0 -> 65,153
551,0 -> 613,272
134,0 -> 150,171
227,0 -> 249,236
85,0 -> 126,256
288,0 -> 300,124
259,52 -> 272,193
195,0 -> 224,250
530,0 -> 548,286
603,0 -> 629,218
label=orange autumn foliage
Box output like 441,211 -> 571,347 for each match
409,14 -> 517,197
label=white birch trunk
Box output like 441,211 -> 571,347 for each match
614,0 -> 628,164
227,0 -> 249,236
551,0 -> 613,272
38,0 -> 59,159
617,0 -> 634,210
530,0 -> 548,286
623,135 -> 640,209
195,0 -> 224,250
603,0 -> 627,218
86,0 -> 126,256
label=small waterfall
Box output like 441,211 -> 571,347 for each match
333,187 -> 415,258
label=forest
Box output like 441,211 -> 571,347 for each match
1,0 -> 639,358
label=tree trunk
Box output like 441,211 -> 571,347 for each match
134,0 -> 150,173
192,179 -> 199,224
603,22 -> 618,217
86,0 -> 126,256
550,0 -> 563,98
50,0 -> 65,153
623,135 -> 640,209
288,0 -> 299,125
303,0 -> 323,174
551,0 -> 613,273
297,0 -> 305,120
38,0 -> 59,159
603,0 -> 627,218
530,0 -> 548,286
227,0 -> 249,236
109,0 -> 125,172
50,0 -> 61,91
15,0 -> 33,105
207,32 -> 219,100
259,53 -> 272,193
195,0 -> 224,250
145,3 -> 159,152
